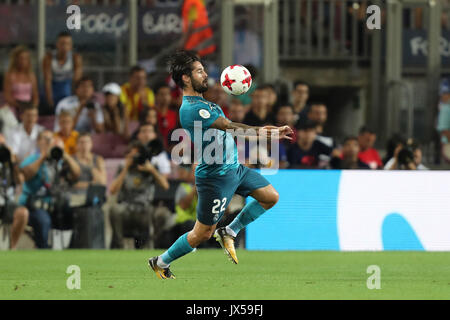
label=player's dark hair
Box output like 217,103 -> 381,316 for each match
167,50 -> 202,89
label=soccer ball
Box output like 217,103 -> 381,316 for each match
220,65 -> 252,96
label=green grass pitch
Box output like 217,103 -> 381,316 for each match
1,250 -> 449,300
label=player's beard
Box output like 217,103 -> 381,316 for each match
191,76 -> 209,93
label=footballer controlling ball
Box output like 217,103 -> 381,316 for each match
220,65 -> 252,95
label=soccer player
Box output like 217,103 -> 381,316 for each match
148,51 -> 293,279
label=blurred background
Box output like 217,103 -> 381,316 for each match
0,0 -> 450,251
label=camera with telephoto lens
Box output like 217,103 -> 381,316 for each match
86,101 -> 96,110
133,139 -> 164,166
0,144 -> 11,163
49,146 -> 64,161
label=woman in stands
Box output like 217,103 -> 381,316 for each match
72,133 -> 107,191
101,83 -> 130,140
3,46 -> 39,114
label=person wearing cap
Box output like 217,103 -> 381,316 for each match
287,120 -> 337,169
102,82 -> 129,140
357,125 -> 383,169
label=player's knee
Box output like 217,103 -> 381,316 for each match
13,207 -> 29,224
265,190 -> 279,209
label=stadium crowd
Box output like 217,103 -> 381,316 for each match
0,32 -> 446,251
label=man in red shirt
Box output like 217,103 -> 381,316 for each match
358,126 -> 383,169
154,83 -> 178,149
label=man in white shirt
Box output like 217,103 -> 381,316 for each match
54,76 -> 104,133
5,104 -> 44,163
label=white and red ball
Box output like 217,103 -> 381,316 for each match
220,65 -> 252,96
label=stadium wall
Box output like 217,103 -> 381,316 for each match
246,170 -> 450,251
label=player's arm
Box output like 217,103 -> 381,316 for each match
210,116 -> 293,141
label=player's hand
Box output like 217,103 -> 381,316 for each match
277,125 -> 294,141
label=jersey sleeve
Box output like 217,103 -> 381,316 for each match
189,104 -> 221,129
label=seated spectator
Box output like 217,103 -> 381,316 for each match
287,121 -> 336,169
261,83 -> 278,115
358,126 -> 383,169
384,138 -> 428,170
102,82 -> 129,139
154,82 -> 178,148
120,66 -> 155,121
135,123 -> 171,177
330,136 -> 370,169
55,111 -> 79,156
109,141 -> 171,249
17,130 -> 80,249
0,134 -> 29,250
243,86 -> 273,126
43,32 -> 83,110
3,46 -> 39,113
275,104 -> 297,144
5,103 -> 44,163
72,133 -> 107,192
306,102 -> 334,148
228,99 -> 246,123
291,80 -> 310,125
54,76 -> 105,133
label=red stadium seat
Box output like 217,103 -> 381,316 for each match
38,115 -> 56,130
92,132 -> 129,159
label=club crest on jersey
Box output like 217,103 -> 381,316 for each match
199,109 -> 211,119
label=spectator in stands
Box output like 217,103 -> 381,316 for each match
287,121 -> 336,169
5,103 -> 44,163
18,130 -> 80,249
43,32 -> 83,110
72,133 -> 107,191
228,99 -> 246,123
109,141 -> 171,249
3,46 -> 39,114
55,111 -> 79,156
291,80 -> 310,125
330,136 -> 370,169
0,134 -> 29,250
102,82 -> 129,139
154,82 -> 178,148
384,138 -> 428,170
358,126 -> 383,169
306,102 -> 334,148
243,86 -> 273,126
136,123 -> 171,177
120,66 -> 155,121
261,83 -> 278,115
275,104 -> 297,144
54,76 -> 105,134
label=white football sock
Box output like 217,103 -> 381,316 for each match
157,256 -> 170,268
226,225 -> 237,238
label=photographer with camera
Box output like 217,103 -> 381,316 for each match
384,137 -> 428,170
109,124 -> 172,249
18,130 -> 80,248
54,76 -> 104,134
0,134 -> 29,250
